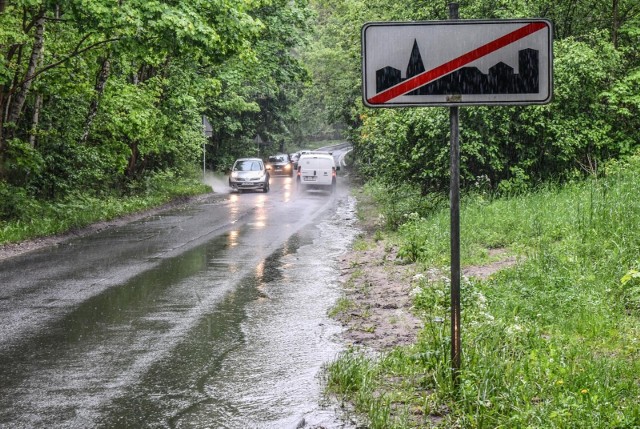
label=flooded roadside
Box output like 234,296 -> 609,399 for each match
172,195 -> 362,428
98,195 -> 362,428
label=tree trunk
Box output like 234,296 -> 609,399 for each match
6,12 -> 45,127
79,53 -> 112,144
29,92 -> 43,147
127,143 -> 139,179
1,43 -> 24,152
0,91 -> 5,178
612,0 -> 620,48
1,25 -> 26,176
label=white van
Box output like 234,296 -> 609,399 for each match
296,153 -> 339,192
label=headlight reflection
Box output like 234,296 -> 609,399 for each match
252,202 -> 267,229
227,230 -> 239,247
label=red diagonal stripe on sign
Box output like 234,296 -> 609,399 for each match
367,21 -> 548,104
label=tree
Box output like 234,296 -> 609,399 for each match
204,0 -> 314,168
0,0 -> 271,199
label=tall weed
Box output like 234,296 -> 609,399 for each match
363,180 -> 446,231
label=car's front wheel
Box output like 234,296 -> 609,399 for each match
263,181 -> 270,193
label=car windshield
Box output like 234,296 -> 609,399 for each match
234,160 -> 262,172
268,155 -> 287,163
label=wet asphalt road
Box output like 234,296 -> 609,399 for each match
0,148 -> 360,428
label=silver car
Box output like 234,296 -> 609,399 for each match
229,158 -> 270,193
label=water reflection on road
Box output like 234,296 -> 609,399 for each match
0,170 -> 359,428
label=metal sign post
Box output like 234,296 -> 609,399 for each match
361,3 -> 552,389
448,1 -> 462,389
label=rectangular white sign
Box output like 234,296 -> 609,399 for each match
362,19 -> 553,107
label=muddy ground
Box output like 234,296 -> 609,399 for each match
337,242 -> 423,350
333,194 -> 516,353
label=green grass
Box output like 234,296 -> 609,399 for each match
325,156 -> 640,428
329,296 -> 355,318
0,173 -> 211,245
352,235 -> 375,251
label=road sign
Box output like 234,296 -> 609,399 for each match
362,19 -> 553,107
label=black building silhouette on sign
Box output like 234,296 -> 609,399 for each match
375,39 -> 539,95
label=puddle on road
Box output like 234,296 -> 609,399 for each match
97,196 -> 361,428
0,193 -> 360,428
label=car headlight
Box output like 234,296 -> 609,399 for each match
231,172 -> 239,179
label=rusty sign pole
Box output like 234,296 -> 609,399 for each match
448,2 -> 462,388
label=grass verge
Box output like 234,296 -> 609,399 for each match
326,156 -> 640,428
0,172 -> 211,245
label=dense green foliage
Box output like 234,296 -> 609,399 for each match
327,155 -> 640,427
0,0 -> 315,229
310,0 -> 640,194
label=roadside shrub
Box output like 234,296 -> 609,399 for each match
0,182 -> 35,221
363,180 -> 445,231
496,166 -> 531,196
0,171 -> 210,245
3,138 -> 45,188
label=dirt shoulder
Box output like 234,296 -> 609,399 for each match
333,194 -> 517,353
0,193 -> 222,262
337,241 -> 423,350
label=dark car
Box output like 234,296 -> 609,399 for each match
266,154 -> 294,176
